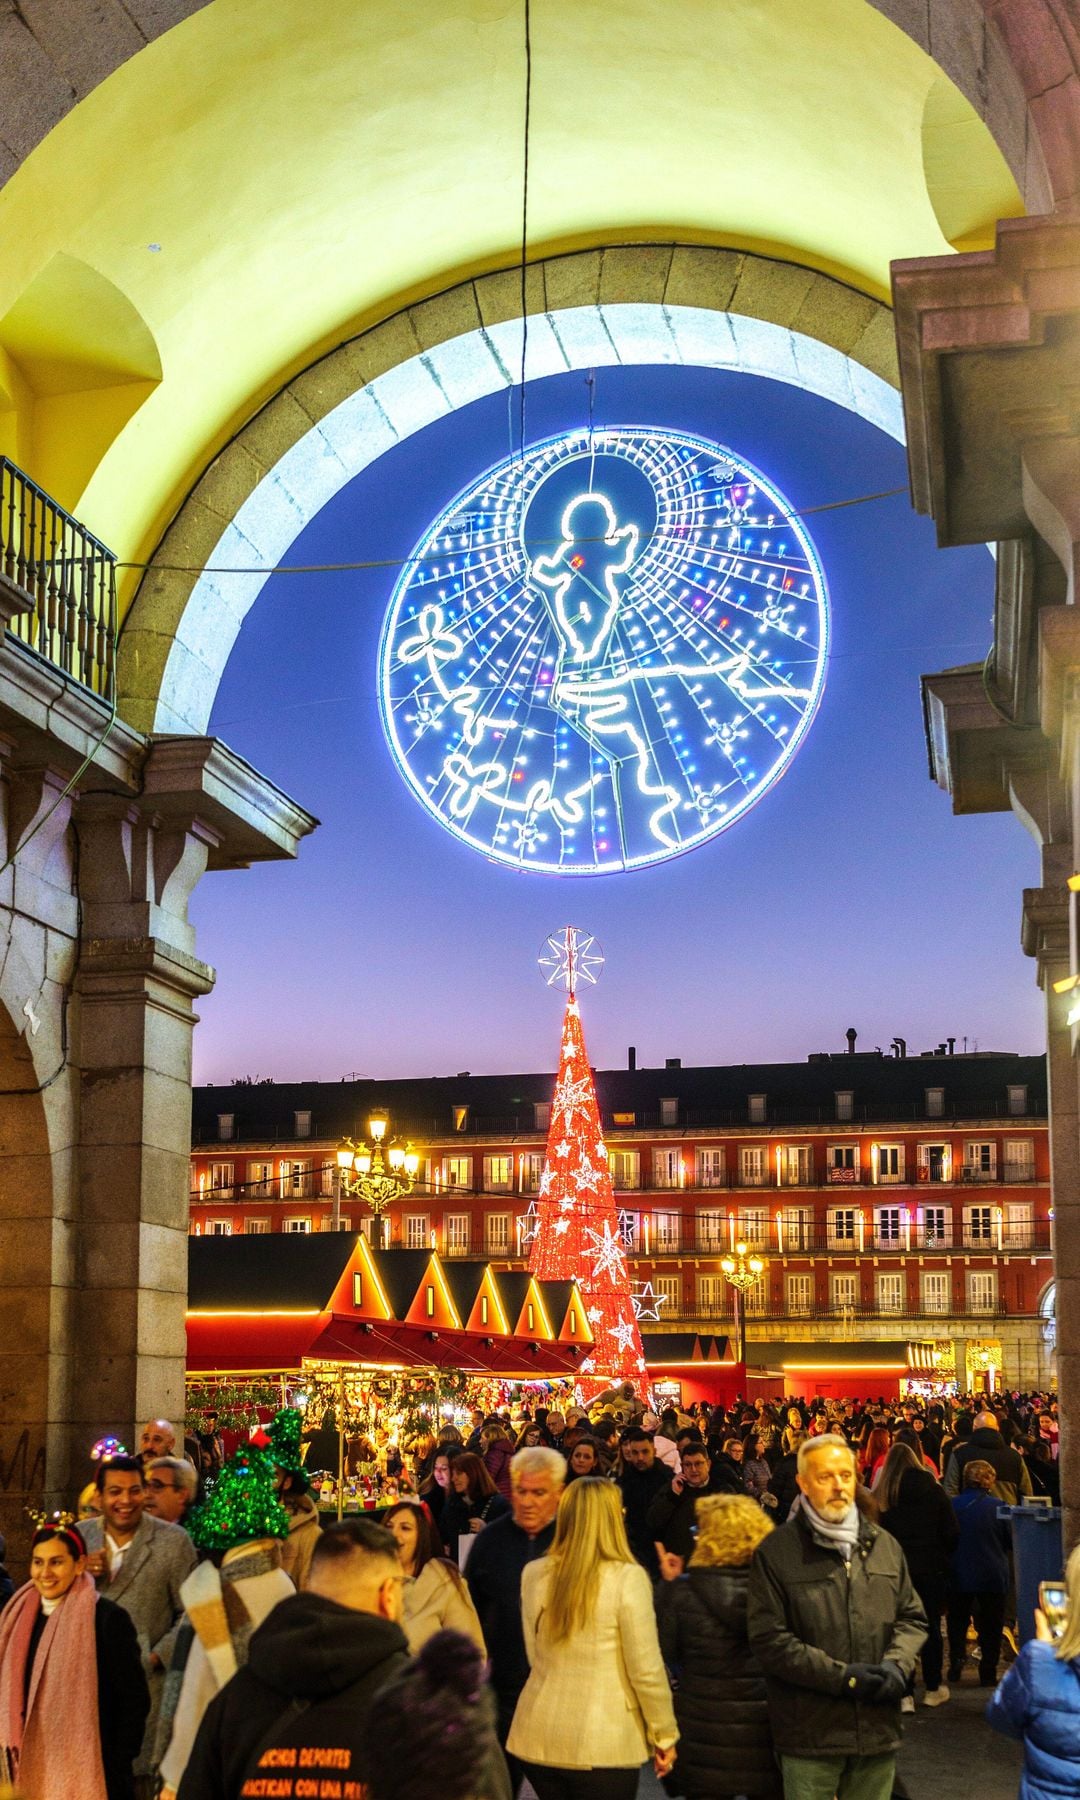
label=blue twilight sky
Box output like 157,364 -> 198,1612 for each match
188,363 -> 1042,1085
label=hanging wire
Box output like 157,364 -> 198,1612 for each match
518,0 -> 533,467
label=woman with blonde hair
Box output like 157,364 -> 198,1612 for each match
508,1477 -> 678,1798
988,1540 -> 1080,1797
655,1495 -> 779,1799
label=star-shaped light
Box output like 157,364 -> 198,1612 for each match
608,1316 -> 638,1356
630,1281 -> 668,1324
584,1222 -> 627,1284
586,1306 -> 603,1324
552,1072 -> 593,1129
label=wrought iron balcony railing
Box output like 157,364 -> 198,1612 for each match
1,458 -> 117,701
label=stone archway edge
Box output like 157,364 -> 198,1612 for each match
118,246 -> 902,737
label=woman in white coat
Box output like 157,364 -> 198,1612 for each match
383,1501 -> 485,1655
507,1476 -> 678,1800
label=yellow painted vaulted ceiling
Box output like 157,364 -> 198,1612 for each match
0,0 -> 1022,611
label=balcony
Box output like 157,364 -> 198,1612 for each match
1,458 -> 117,701
654,1299 -> 1011,1325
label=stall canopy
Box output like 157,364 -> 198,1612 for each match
186,1234 -> 593,1377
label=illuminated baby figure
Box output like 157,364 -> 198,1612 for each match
531,493 -> 638,666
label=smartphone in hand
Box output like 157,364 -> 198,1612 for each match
1038,1581 -> 1068,1642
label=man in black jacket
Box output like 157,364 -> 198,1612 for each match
943,1411 -> 1033,1503
747,1435 -> 926,1800
466,1446 -> 563,1792
648,1442 -> 730,1572
618,1426 -> 671,1580
177,1518 -> 410,1800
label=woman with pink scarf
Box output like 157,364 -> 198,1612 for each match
0,1519 -> 149,1800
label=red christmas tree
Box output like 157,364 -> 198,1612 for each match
529,992 -> 649,1401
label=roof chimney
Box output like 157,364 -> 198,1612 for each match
845,1028 -> 857,1055
628,1045 -> 636,1072
947,1037 -> 956,1055
665,1057 -> 681,1070
890,1037 -> 907,1059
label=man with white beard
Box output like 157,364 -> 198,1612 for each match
747,1435 -> 927,1800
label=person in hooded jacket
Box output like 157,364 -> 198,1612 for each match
875,1443 -> 958,1708
987,1540 -> 1080,1800
656,1495 -> 780,1799
177,1519 -> 410,1800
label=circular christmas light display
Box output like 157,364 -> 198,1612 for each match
378,426 -> 829,874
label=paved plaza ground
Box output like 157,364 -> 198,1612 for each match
524,1672 -> 1024,1800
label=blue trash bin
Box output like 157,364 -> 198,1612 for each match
999,1504 -> 1064,1645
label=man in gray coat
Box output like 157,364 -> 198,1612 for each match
747,1435 -> 926,1800
81,1453 -> 197,1798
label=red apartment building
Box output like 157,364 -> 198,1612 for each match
190,1045 -> 1054,1399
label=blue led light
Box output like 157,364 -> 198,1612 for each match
377,426 -> 829,875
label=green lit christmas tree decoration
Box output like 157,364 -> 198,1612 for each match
187,1442 -> 289,1552
267,1406 -> 304,1474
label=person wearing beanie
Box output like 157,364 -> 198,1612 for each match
157,1442 -> 294,1800
366,1629 -> 511,1800
0,1519 -> 148,1800
265,1407 -> 322,1587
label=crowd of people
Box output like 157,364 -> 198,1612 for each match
0,1386 -> 1071,1800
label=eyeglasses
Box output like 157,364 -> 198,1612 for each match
146,1479 -> 176,1492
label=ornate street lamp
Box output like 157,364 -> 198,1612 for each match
721,1240 -> 768,1367
336,1113 -> 419,1235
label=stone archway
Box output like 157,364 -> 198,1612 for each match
118,246 -> 904,734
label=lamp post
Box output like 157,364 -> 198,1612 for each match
336,1113 -> 419,1240
720,1240 -> 768,1368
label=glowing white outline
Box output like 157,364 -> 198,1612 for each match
377,424 -> 830,875
532,491 -> 638,665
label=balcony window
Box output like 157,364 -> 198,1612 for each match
320,1162 -> 336,1197
921,1270 -> 951,1314
831,1271 -> 859,1310
828,1207 -> 858,1249
739,1146 -> 768,1187
204,1219 -> 232,1236
608,1149 -> 640,1191
523,1152 -> 546,1192
778,1144 -> 814,1187
1003,1138 -> 1035,1181
445,1213 -> 471,1256
245,1218 -> 270,1234
876,1271 -> 905,1314
748,1094 -> 766,1124
827,1144 -> 859,1184
453,1105 -> 469,1132
696,1147 -> 726,1188
483,1154 -> 513,1193
209,1162 -> 234,1201
442,1155 -> 471,1191
653,1211 -> 681,1253
217,1112 -> 235,1141
744,1274 -> 770,1314
917,1143 -> 950,1184
283,1217 -> 312,1234
652,1148 -> 681,1189
967,1270 -> 998,1312
738,1207 -> 770,1248
874,1206 -> 903,1248
280,1159 -> 311,1199
1005,1202 -> 1033,1249
873,1144 -> 903,1184
404,1214 -> 430,1249
835,1090 -> 854,1122
963,1205 -> 994,1247
660,1097 -> 678,1127
781,1206 -> 813,1251
249,1160 -> 274,1197
786,1273 -> 814,1315
696,1274 -> 725,1314
695,1209 -> 726,1252
657,1275 -> 681,1315
485,1213 -> 511,1255
920,1204 -> 951,1248
964,1141 -> 996,1182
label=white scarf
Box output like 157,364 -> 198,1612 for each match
805,1500 -> 860,1561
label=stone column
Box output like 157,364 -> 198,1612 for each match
69,793 -> 218,1486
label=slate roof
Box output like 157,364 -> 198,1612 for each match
193,1051 -> 1047,1145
